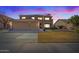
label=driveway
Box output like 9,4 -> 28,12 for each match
0,32 -> 38,52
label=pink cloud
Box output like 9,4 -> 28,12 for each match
53,8 -> 79,13
62,9 -> 77,13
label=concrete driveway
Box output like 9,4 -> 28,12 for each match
0,32 -> 38,52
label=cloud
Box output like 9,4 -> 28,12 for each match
53,6 -> 79,13
34,8 -> 48,12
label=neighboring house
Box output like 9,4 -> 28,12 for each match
0,14 -> 14,29
54,19 -> 74,30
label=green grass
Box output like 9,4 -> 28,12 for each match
38,32 -> 79,43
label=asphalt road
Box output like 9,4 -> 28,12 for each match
0,32 -> 79,53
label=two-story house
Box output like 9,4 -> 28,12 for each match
19,14 -> 53,29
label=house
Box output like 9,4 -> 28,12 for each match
10,14 -> 53,31
19,14 -> 53,29
0,14 -> 53,32
54,19 -> 74,30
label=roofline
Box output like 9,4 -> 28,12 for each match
19,14 -> 52,17
54,19 -> 68,25
0,14 -> 15,20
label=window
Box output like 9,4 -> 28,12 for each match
38,17 -> 42,20
45,17 -> 50,20
44,24 -> 50,28
21,17 -> 26,19
31,17 -> 35,19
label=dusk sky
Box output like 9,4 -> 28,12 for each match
0,6 -> 79,23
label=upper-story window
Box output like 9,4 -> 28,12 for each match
45,17 -> 50,20
21,17 -> 26,19
31,17 -> 35,20
38,17 -> 42,20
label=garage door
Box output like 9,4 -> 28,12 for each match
12,21 -> 38,31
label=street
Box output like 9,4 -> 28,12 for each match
0,32 -> 79,53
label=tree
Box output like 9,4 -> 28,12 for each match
0,15 -> 8,29
69,15 -> 79,27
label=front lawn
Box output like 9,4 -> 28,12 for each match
38,32 -> 79,43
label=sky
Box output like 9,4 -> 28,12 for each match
0,6 -> 79,23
